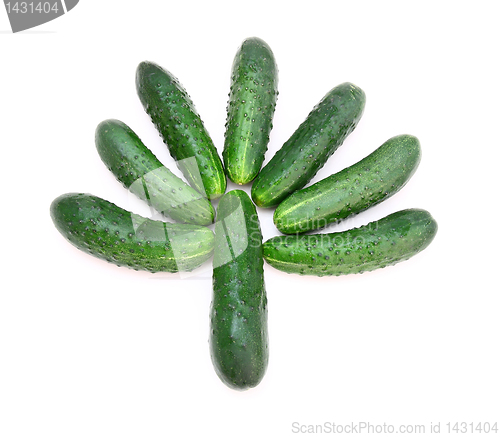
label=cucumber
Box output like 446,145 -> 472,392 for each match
209,190 -> 268,390
223,37 -> 278,185
263,209 -> 437,276
136,61 -> 226,200
251,82 -> 366,208
274,134 -> 421,234
95,119 -> 215,226
50,193 -> 215,273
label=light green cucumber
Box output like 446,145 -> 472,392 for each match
274,134 -> 421,234
251,82 -> 365,208
136,61 -> 226,200
263,209 -> 437,276
223,37 -> 278,185
95,119 -> 214,226
50,193 -> 215,273
210,190 -> 268,390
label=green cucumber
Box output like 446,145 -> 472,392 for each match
263,209 -> 437,276
223,37 -> 278,185
251,82 -> 366,208
136,61 -> 226,200
274,134 -> 421,234
210,190 -> 268,390
95,119 -> 215,226
50,193 -> 215,273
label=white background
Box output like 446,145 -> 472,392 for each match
1,1 -> 499,436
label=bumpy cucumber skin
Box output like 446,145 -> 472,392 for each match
263,209 -> 437,276
223,37 -> 278,185
95,119 -> 215,226
210,190 -> 268,390
251,82 -> 366,208
136,61 -> 226,200
50,193 -> 215,273
274,134 -> 421,234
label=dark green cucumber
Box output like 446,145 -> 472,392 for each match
223,37 -> 278,185
263,209 -> 437,276
95,119 -> 214,226
136,61 -> 226,200
50,193 -> 215,273
251,82 -> 366,208
210,190 -> 268,390
274,134 -> 421,234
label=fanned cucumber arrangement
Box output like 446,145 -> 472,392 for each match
50,36 -> 438,391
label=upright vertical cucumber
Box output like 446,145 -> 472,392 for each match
95,119 -> 214,226
136,61 -> 226,200
251,82 -> 366,208
223,37 -> 278,185
210,190 -> 268,390
263,209 -> 437,276
274,134 -> 421,234
50,193 -> 215,273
